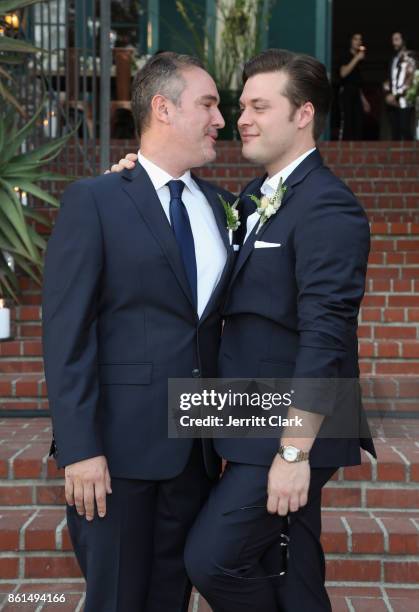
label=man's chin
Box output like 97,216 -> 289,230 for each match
188,147 -> 217,169
202,145 -> 217,164
241,142 -> 262,164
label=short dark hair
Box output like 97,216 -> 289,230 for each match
131,52 -> 204,137
242,49 -> 332,140
392,31 -> 405,41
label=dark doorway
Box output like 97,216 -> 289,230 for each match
331,0 -> 419,139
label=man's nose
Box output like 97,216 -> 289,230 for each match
213,106 -> 225,129
237,108 -> 251,128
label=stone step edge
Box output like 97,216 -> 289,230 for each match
1,507 -> 419,557
0,551 -> 418,586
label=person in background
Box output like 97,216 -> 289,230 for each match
383,31 -> 416,140
339,33 -> 371,140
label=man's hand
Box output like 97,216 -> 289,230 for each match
385,93 -> 398,108
267,454 -> 310,516
356,48 -> 366,62
65,455 -> 112,521
105,153 -> 138,174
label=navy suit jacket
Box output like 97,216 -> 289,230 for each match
216,149 -> 376,468
42,163 -> 236,479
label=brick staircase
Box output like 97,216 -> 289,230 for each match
0,141 -> 418,610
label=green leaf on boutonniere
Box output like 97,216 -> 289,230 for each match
218,194 -> 241,231
249,178 -> 287,234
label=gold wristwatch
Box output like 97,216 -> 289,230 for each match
278,444 -> 309,463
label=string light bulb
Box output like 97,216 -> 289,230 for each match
5,13 -> 20,29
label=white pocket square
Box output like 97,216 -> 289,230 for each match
254,240 -> 282,249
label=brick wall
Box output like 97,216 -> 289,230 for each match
0,140 -> 418,609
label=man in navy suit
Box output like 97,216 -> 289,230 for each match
182,50 -> 376,611
42,52 -> 236,611
111,50 -> 376,611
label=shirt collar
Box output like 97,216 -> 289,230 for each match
137,150 -> 195,194
260,148 -> 316,197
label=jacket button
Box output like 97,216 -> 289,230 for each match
192,369 -> 201,378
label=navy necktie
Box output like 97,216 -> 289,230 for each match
167,180 -> 197,309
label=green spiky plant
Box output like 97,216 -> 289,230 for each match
0,1 -> 71,301
0,100 -> 71,301
0,0 -> 46,113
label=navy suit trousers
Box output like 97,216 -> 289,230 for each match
185,463 -> 336,612
67,441 -> 212,612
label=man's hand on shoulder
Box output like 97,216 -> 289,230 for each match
65,455 -> 112,521
105,152 -> 138,174
267,454 -> 310,516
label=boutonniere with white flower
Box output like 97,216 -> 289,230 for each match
249,178 -> 287,234
218,194 -> 241,244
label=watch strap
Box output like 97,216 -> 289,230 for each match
279,444 -> 310,463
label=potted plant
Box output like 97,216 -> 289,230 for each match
0,101 -> 71,302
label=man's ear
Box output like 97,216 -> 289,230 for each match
297,102 -> 315,130
150,94 -> 171,125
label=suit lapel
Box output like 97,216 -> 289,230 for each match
253,184 -> 295,242
192,175 -> 236,323
228,149 -> 323,288
121,163 -> 196,309
227,175 -> 265,287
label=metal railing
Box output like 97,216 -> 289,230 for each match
15,0 -> 112,176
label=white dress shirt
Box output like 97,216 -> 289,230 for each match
390,52 -> 416,109
137,151 -> 227,318
244,148 -> 316,242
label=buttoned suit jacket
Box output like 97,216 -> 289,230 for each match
216,149 -> 376,467
42,163 -> 236,479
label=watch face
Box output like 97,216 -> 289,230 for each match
283,446 -> 298,462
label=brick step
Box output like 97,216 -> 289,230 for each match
0,374 -> 47,411
367,261 -> 419,279
0,504 -> 417,553
349,182 -> 419,194
359,339 -> 419,360
0,418 -> 418,490
214,178 -> 419,200
370,223 -> 419,235
0,419 -> 418,595
334,167 -> 419,179
0,585 -> 416,612
360,361 -> 419,375
0,508 -> 417,585
367,214 -> 419,224
0,342 -> 43,359
366,263 -> 419,281
0,582 -> 86,611
360,306 -> 419,324
358,325 -> 418,340
0,361 -> 44,375
0,579 -> 419,612
360,195 -> 419,211
363,282 -> 419,303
